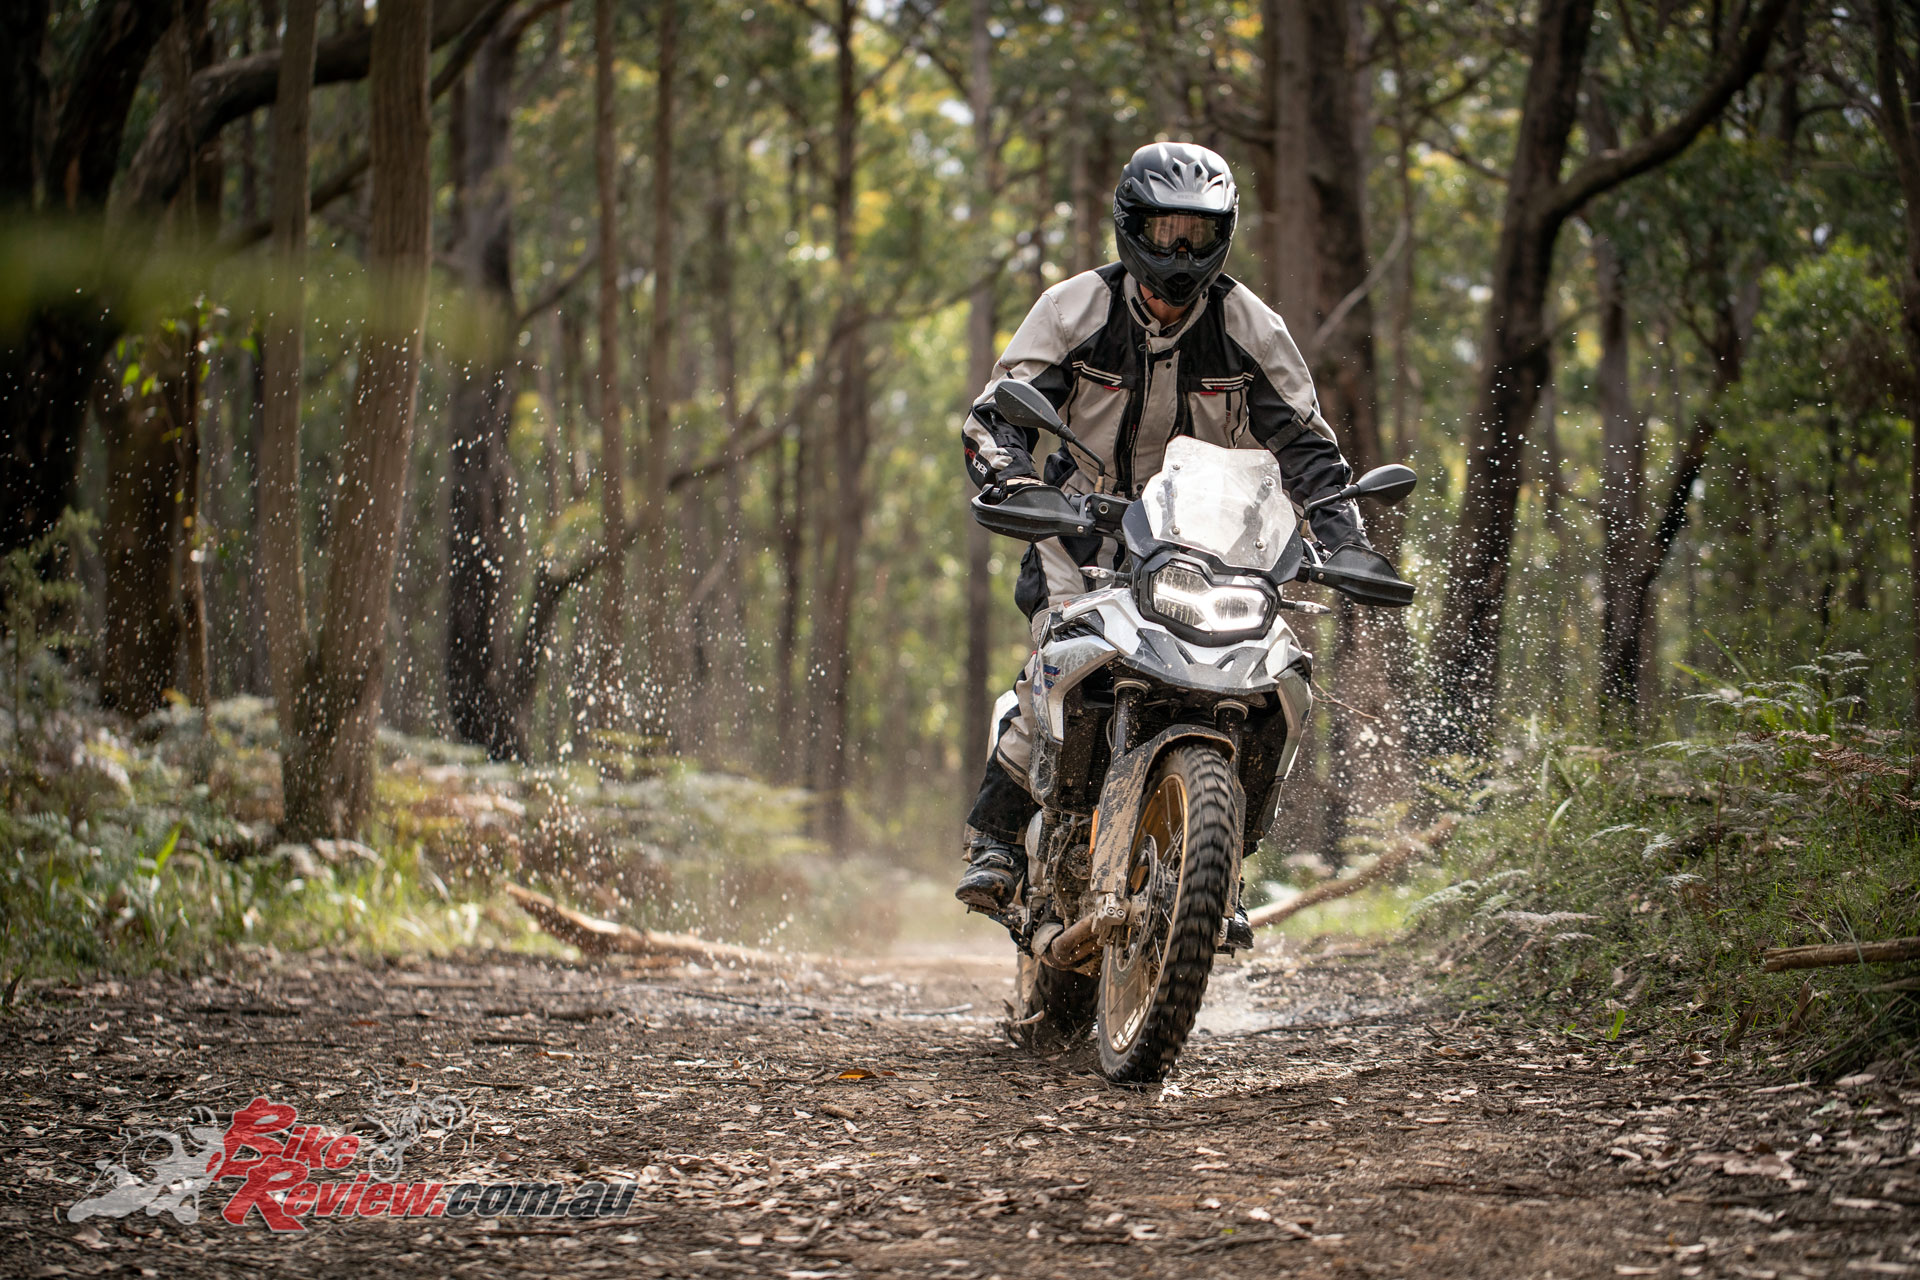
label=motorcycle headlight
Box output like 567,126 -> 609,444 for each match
1143,562 -> 1274,637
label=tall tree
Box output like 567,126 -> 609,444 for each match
445,3 -> 554,760
1592,231 -> 1647,719
962,0 -> 999,795
260,0 -> 320,746
1429,0 -> 1788,750
1866,0 -> 1920,731
592,0 -> 627,729
97,4 -> 228,718
644,0 -> 679,737
812,0 -> 869,843
1258,0 -> 1315,322
1299,0 -> 1405,830
280,0 -> 435,836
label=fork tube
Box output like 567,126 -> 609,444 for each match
1111,680 -> 1146,756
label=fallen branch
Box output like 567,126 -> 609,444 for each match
1249,814 -> 1461,930
1760,937 -> 1920,972
505,883 -> 785,968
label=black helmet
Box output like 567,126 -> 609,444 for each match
1112,142 -> 1238,309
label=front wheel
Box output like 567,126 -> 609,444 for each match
1096,744 -> 1239,1083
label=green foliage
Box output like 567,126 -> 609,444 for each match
1413,655 -> 1920,1077
1,679 -> 886,998
3,510 -> 96,805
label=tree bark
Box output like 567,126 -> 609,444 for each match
98,383 -> 181,718
963,0 -> 997,786
1429,0 -> 1788,751
260,0 -> 319,743
1301,0 -> 1403,836
773,423 -> 805,783
643,0 -> 678,738
445,11 -> 532,760
709,171 -> 749,766
1593,233 -> 1647,720
163,312 -> 212,716
1867,0 -> 1920,732
813,0 -> 868,844
0,0 -> 50,211
592,0 -> 627,729
281,0 -> 434,837
1259,0 -> 1315,325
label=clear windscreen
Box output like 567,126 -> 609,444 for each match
1140,437 -> 1294,572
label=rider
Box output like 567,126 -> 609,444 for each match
955,141 -> 1403,921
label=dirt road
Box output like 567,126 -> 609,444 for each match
4,942 -> 1915,1278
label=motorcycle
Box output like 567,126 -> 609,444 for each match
970,379 -> 1417,1083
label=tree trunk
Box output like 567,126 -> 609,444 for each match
643,0 -> 678,738
962,0 -> 997,787
445,15 -> 527,759
1593,233 -> 1647,721
260,0 -> 319,743
1300,0 -> 1402,836
1383,0 -> 1418,463
0,0 -> 48,209
98,384 -> 181,717
771,429 -> 802,786
1868,0 -> 1920,731
813,0 -> 867,844
176,0 -> 222,717
1540,379 -> 1570,718
281,0 -> 433,837
592,0 -> 627,729
1258,0 -> 1314,325
164,313 -> 213,715
709,173 -> 749,765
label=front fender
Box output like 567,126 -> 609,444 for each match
1087,723 -> 1238,908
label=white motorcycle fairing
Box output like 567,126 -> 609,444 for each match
1022,583 -> 1315,815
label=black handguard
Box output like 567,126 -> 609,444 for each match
1311,541 -> 1415,607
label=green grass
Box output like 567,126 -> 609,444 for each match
1405,655 -> 1919,1078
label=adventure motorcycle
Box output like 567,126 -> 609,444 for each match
971,379 -> 1417,1083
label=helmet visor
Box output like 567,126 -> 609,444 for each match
1138,211 -> 1227,253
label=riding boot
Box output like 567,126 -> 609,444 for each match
957,756 -> 1039,911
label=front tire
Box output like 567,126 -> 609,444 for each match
1095,744 -> 1238,1083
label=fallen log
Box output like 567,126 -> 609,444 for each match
1249,813 -> 1461,931
505,883 -> 785,968
1760,937 -> 1920,972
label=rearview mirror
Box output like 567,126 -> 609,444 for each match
994,380 -> 1066,435
1352,463 -> 1417,506
1304,463 -> 1418,513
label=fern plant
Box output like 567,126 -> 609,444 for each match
2,509 -> 95,812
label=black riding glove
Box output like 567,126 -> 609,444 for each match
1306,497 -> 1365,552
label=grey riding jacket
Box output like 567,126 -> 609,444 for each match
960,262 -> 1364,617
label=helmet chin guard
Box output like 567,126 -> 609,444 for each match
1112,142 -> 1238,309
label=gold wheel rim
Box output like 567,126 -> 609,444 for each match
1101,771 -> 1189,1056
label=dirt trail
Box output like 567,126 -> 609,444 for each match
3,941 -> 1915,1278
